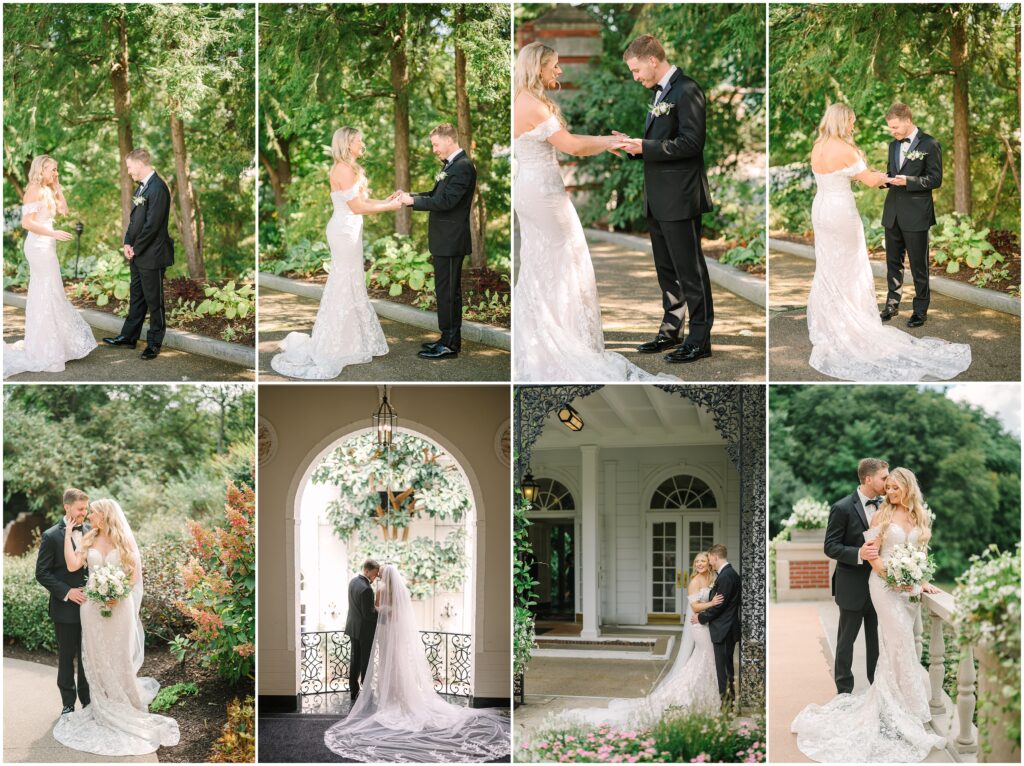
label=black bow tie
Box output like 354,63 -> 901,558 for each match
865,497 -> 882,508
72,525 -> 84,531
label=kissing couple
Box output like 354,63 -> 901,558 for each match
321,560 -> 510,762
35,488 -> 179,755
513,33 -> 715,382
271,123 -> 477,380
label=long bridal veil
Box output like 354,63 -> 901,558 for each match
323,564 -> 510,762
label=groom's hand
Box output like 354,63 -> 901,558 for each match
859,540 -> 879,561
620,138 -> 644,156
399,193 -> 414,207
67,588 -> 87,605
888,175 -> 908,187
123,244 -> 135,260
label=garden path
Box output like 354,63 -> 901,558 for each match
3,305 -> 255,382
768,251 -> 1021,381
257,288 -> 511,381
3,656 -> 158,763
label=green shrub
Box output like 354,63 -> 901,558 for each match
3,551 -> 57,652
209,695 -> 256,763
261,238 -> 329,277
197,281 -> 255,321
365,233 -> 434,297
931,214 -> 1005,285
769,162 -> 814,234
72,253 -> 132,307
720,231 -> 766,269
141,537 -> 193,645
650,711 -> 765,763
150,681 -> 199,712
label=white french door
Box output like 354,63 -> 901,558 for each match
647,514 -> 718,621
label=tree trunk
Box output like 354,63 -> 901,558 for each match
110,12 -> 135,231
454,7 -> 486,269
5,169 -> 24,201
950,12 -> 972,216
390,9 -> 412,236
259,135 -> 292,220
170,113 -> 206,279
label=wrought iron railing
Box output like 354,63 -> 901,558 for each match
300,629 -> 473,697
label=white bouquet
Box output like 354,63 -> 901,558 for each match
783,497 -> 830,530
85,563 -> 133,617
883,541 -> 935,602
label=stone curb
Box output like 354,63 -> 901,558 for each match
257,272 -> 512,351
3,290 -> 256,368
769,237 -> 1021,317
584,227 -> 767,309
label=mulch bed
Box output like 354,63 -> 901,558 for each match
4,641 -> 251,764
770,230 -> 1021,296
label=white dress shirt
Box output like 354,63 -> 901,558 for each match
653,65 -> 677,106
899,128 -> 919,165
444,148 -> 464,165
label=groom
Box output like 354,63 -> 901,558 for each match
694,544 -> 741,706
103,148 -> 175,360
35,488 -> 91,715
880,103 -> 942,328
399,123 -> 478,361
617,34 -> 715,364
345,559 -> 380,702
824,457 -> 888,694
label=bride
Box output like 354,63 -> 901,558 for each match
558,551 -> 724,728
513,42 -> 676,382
54,499 -> 179,756
805,104 -> 971,381
3,155 -> 96,378
271,127 -> 402,379
791,467 -> 946,762
324,564 -> 510,762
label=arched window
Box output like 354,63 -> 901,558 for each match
650,474 -> 717,510
533,478 -> 575,511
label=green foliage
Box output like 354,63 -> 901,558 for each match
649,713 -> 765,763
261,238 -> 330,278
139,537 -> 193,645
150,681 -> 199,712
930,214 -> 1003,281
721,231 -> 766,269
769,385 -> 1021,581
768,163 -> 814,234
364,234 -> 435,298
174,480 -> 256,682
2,551 -> 57,652
513,488 -> 538,678
462,286 -> 511,325
209,695 -> 256,763
72,254 -> 132,307
353,529 -> 467,600
197,280 -> 255,321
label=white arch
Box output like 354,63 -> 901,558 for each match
284,417 -> 485,695
641,463 -> 726,513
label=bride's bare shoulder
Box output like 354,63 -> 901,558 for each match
516,92 -> 550,121
23,183 -> 41,203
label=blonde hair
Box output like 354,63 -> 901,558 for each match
126,148 -> 152,164
63,487 -> 89,506
875,467 -> 932,549
330,127 -> 367,196
27,155 -> 58,216
691,552 -> 715,588
514,42 -> 566,128
886,102 -> 913,121
813,103 -> 864,158
623,34 -> 667,63
80,499 -> 138,583
430,123 -> 459,141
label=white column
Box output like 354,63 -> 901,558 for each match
580,445 -> 600,639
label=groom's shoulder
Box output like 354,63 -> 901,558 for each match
40,523 -> 61,541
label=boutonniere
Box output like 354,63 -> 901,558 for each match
434,171 -> 448,183
132,195 -> 146,207
648,101 -> 674,118
905,150 -> 927,162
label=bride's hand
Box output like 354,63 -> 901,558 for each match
708,593 -> 724,607
53,229 -> 74,242
921,582 -> 939,594
105,599 -> 117,609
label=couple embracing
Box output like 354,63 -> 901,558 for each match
513,34 -> 715,382
321,560 -> 510,762
791,459 -> 946,762
271,123 -> 476,380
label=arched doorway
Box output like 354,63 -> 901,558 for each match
525,478 -> 577,622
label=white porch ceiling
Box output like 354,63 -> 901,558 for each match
533,386 -> 726,450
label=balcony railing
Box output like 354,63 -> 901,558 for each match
300,629 -> 473,698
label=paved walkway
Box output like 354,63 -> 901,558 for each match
3,305 -> 255,382
257,289 -> 510,382
769,251 -> 1021,381
3,657 -> 158,762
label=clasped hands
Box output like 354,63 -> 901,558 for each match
882,175 -> 908,187
123,244 -> 135,261
385,190 -> 415,209
860,539 -> 938,594
609,130 -> 643,156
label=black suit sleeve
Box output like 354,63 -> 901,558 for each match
129,181 -> 170,256
698,570 -> 738,625
412,163 -> 475,213
906,138 -> 942,192
824,501 -> 861,566
360,581 -> 377,621
36,532 -> 70,601
641,79 -> 706,162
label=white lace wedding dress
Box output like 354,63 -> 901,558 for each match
52,546 -> 180,755
791,525 -> 946,762
806,160 -> 971,381
324,565 -> 510,762
271,185 -> 388,379
3,200 -> 96,378
513,114 -> 676,382
560,586 -> 720,727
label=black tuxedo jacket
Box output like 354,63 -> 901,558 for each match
35,519 -> 89,624
824,490 -> 876,611
697,563 -> 741,643
882,131 -> 942,232
412,151 -> 477,258
124,172 -> 175,269
344,574 -> 378,646
632,68 -> 713,221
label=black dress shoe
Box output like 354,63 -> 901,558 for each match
907,314 -> 926,328
61,705 -> 75,715
417,344 -> 458,360
664,342 -> 712,364
102,335 -> 137,348
637,334 -> 681,354
421,340 -> 442,352
880,305 -> 899,322
140,346 -> 160,360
